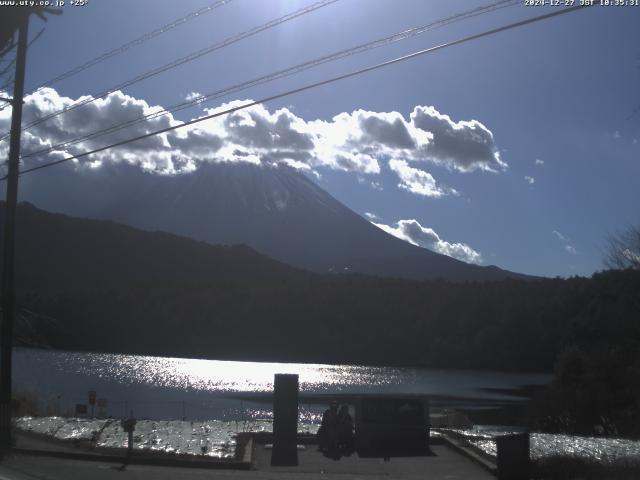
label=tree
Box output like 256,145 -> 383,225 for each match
605,225 -> 640,270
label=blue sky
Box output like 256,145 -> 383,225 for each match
2,0 -> 640,277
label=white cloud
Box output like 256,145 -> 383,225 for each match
364,212 -> 380,221
2,88 -> 218,175
552,230 -> 569,242
373,219 -> 482,264
524,175 -> 535,184
388,159 -> 451,198
553,230 -> 579,255
535,158 -> 544,165
409,106 -> 506,172
185,91 -> 202,102
565,245 -> 579,255
0,88 -> 504,187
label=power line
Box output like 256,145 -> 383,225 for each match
21,0 -> 517,159
3,2 -> 596,181
0,74 -> 14,94
26,0 -> 233,94
20,0 -> 519,161
27,26 -> 46,49
0,0 -> 339,140
0,58 -> 17,80
0,27 -> 44,108
0,42 -> 17,105
0,40 -> 16,61
0,27 -> 45,79
0,1 -> 232,115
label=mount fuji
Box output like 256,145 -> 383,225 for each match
17,161 -> 526,281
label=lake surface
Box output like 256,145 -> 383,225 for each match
13,347 -> 550,422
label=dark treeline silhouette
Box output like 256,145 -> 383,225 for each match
3,202 -> 640,436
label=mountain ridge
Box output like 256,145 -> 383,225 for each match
16,161 -> 529,281
5,201 -> 305,292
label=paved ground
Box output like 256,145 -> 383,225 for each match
254,443 -> 495,479
14,433 -> 82,453
0,444 -> 495,480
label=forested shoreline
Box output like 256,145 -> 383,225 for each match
6,202 -> 640,437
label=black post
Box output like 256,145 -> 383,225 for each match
496,432 -> 530,480
127,430 -> 133,456
271,374 -> 298,466
120,412 -> 136,471
0,11 -> 29,457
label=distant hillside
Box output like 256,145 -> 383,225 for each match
6,201 -> 306,292
15,162 -> 528,281
4,202 -> 639,377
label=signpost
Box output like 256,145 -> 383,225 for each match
97,398 -> 107,418
88,390 -> 96,417
122,413 -> 137,464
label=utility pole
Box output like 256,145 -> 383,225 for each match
0,10 -> 29,456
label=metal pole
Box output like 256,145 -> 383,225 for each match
0,10 -> 29,456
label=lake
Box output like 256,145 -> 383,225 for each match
14,349 -> 640,466
13,347 -> 551,422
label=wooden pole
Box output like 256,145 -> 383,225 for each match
0,10 -> 29,456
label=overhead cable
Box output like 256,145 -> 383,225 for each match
21,0 -> 519,160
0,0 -> 339,140
3,3 -> 596,181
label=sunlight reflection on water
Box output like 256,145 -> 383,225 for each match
73,352 -> 402,392
14,348 -> 551,421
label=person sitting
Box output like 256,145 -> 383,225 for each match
317,401 -> 339,454
337,404 -> 355,455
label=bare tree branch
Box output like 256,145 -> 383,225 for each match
605,225 -> 640,270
